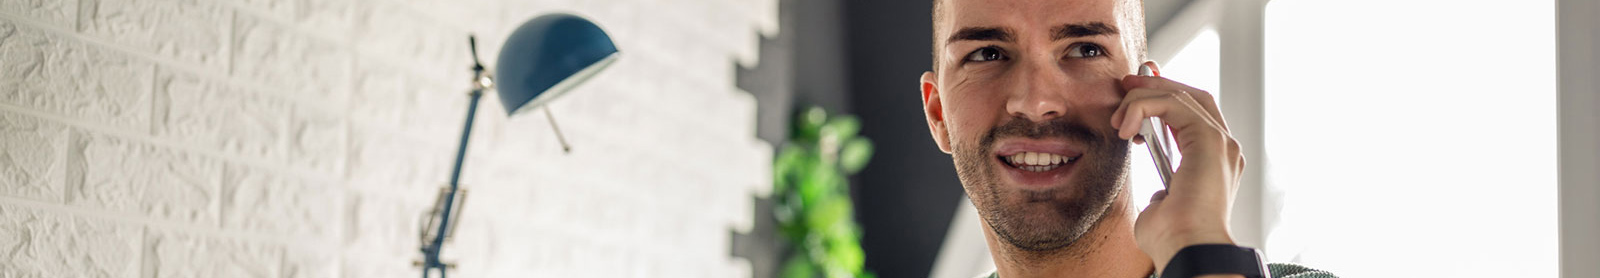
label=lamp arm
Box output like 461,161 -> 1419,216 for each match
422,88 -> 480,278
447,91 -> 481,193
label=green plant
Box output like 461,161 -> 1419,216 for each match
772,106 -> 877,278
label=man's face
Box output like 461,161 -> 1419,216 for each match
922,0 -> 1140,252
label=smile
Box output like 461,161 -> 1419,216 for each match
1000,151 -> 1079,172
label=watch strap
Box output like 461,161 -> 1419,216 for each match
1160,244 -> 1270,278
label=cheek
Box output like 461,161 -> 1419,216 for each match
942,82 -> 1010,148
944,102 -> 1000,148
1063,73 -> 1126,114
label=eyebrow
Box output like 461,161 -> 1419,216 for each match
944,22 -> 1119,46
946,26 -> 1016,45
1051,22 -> 1118,41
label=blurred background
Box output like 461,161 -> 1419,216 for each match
0,0 -> 1596,277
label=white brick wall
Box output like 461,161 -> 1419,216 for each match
0,0 -> 777,276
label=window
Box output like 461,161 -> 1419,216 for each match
1262,1 -> 1557,277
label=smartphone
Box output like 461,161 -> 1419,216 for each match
1137,64 -> 1176,189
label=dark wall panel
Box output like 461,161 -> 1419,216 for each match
842,1 -> 967,278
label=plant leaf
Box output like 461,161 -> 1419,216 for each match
806,197 -> 851,235
827,235 -> 865,272
798,161 -> 837,208
781,253 -> 816,278
820,115 -> 861,145
794,106 -> 829,141
838,138 -> 874,174
773,144 -> 808,194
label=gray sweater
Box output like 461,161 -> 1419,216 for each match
982,262 -> 1339,278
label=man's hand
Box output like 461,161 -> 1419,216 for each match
1111,66 -> 1247,276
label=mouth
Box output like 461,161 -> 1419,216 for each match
991,139 -> 1086,188
999,152 -> 1079,172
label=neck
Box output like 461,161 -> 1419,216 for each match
984,188 -> 1154,278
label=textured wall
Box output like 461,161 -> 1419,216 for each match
0,0 -> 776,277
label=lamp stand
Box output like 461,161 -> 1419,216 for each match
418,36 -> 492,278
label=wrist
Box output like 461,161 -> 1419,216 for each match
1158,244 -> 1268,278
1151,234 -> 1236,274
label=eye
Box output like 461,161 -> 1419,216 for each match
964,46 -> 1008,62
1065,43 -> 1107,58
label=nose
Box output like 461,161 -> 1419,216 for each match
1005,58 -> 1071,122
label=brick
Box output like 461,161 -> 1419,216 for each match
68,131 -> 220,225
0,19 -> 152,129
351,1 -> 468,81
746,0 -> 780,37
742,140 -> 774,196
345,129 -> 450,193
220,164 -> 337,240
227,0 -> 355,39
0,0 -> 76,28
407,82 -> 470,138
342,256 -> 414,278
0,204 -> 140,278
153,68 -> 290,163
285,105 -> 346,174
295,0 -> 357,38
282,246 -> 338,278
349,61 -> 466,137
399,0 -> 501,36
145,229 -> 281,278
232,15 -> 350,104
229,0 -> 297,21
342,194 -> 421,259
349,61 -> 412,128
0,111 -> 67,202
724,258 -> 754,278
78,0 -> 231,70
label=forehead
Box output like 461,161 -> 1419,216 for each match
939,0 -> 1122,36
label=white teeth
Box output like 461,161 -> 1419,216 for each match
1006,152 -> 1077,167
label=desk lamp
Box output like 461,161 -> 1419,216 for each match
417,13 -> 620,278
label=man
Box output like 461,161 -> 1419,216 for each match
917,0 -> 1336,277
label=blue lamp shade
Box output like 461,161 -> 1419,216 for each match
495,13 -> 620,115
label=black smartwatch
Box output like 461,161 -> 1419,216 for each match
1159,244 -> 1270,278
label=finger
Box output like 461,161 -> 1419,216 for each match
1113,88 -> 1220,140
1111,87 -> 1216,135
1115,90 -> 1227,149
1121,75 -> 1227,131
1121,75 -> 1220,121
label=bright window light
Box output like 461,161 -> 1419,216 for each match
1262,1 -> 1557,277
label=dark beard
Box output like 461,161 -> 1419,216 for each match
953,116 -> 1130,252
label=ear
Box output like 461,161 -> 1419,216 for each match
921,71 -> 953,154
